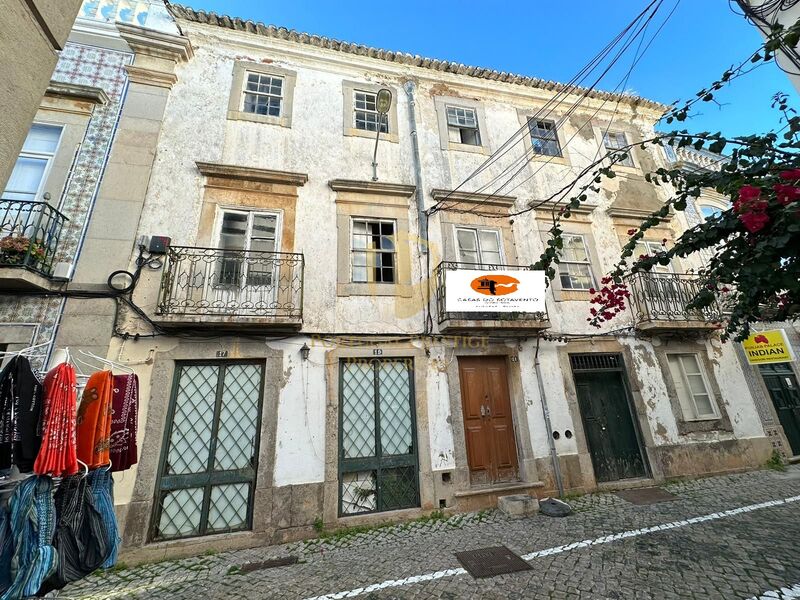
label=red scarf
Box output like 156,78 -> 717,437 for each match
34,363 -> 78,477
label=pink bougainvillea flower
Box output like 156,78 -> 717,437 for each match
737,185 -> 762,202
627,228 -> 636,236
739,211 -> 770,233
779,168 -> 800,180
773,183 -> 800,206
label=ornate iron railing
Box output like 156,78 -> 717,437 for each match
434,261 -> 548,324
626,272 -> 722,325
0,199 -> 68,276
157,246 -> 304,319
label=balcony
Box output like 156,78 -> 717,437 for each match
155,246 -> 304,331
627,272 -> 722,333
0,199 -> 68,290
434,261 -> 549,334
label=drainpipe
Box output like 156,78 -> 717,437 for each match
403,80 -> 428,253
534,335 -> 564,497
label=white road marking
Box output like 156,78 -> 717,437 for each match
303,494 -> 800,600
747,583 -> 800,599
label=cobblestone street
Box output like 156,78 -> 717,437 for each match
61,467 -> 800,600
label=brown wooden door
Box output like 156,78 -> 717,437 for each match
458,356 -> 519,485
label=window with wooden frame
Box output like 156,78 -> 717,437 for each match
241,72 -> 284,117
666,353 -> 719,421
455,227 -> 502,266
354,91 -> 389,133
351,218 -> 396,283
446,106 -> 481,146
216,209 -> 280,288
558,234 -> 595,290
602,131 -> 634,167
528,118 -> 562,157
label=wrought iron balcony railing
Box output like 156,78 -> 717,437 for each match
434,261 -> 548,325
626,271 -> 722,326
157,246 -> 304,319
0,199 -> 68,277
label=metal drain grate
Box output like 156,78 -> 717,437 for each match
239,556 -> 299,573
455,545 -> 532,579
615,487 -> 677,505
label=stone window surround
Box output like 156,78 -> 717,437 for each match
341,80 -> 399,143
331,180 -> 415,297
433,96 -> 490,155
516,108 -> 571,167
227,61 -> 298,128
653,340 -> 733,435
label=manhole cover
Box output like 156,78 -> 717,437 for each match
454,545 -> 532,579
615,487 -> 677,505
239,556 -> 298,573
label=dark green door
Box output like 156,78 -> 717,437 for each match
760,363 -> 800,456
574,370 -> 647,482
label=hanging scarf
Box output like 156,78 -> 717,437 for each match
110,374 -> 138,472
38,473 -> 110,595
0,357 -> 43,472
0,477 -> 57,600
87,467 -> 119,568
76,371 -> 112,469
34,364 -> 78,478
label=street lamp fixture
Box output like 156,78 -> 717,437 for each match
371,88 -> 393,181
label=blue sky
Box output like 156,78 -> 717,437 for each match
178,0 -> 799,138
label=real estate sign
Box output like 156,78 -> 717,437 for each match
445,270 -> 546,313
741,329 -> 796,365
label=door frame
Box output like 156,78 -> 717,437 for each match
757,361 -> 800,457
445,344 -> 538,490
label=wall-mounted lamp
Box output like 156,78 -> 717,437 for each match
371,88 -> 393,182
300,343 -> 310,361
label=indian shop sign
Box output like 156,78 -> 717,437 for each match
741,329 -> 796,365
445,270 -> 546,313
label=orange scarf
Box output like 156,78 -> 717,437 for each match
76,370 -> 113,468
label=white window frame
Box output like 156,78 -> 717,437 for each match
445,105 -> 481,146
558,234 -> 596,291
602,131 -> 635,167
353,90 -> 389,134
213,208 -> 283,290
2,123 -> 63,202
634,240 -> 673,274
350,217 -> 397,284
528,118 -> 562,157
667,353 -> 720,421
453,226 -> 504,267
241,71 -> 284,118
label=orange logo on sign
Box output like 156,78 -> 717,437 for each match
471,274 -> 520,296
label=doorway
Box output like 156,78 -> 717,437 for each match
760,363 -> 800,456
570,353 -> 648,483
457,356 -> 519,486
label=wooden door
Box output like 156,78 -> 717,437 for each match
458,356 -> 519,485
574,370 -> 647,482
760,363 -> 800,456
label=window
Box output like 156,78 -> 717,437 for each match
667,354 -> 718,420
699,204 -> 723,220
217,210 -> 279,287
152,362 -> 264,541
339,359 -> 419,515
354,91 -> 388,133
558,234 -> 595,290
634,240 -> 672,273
351,218 -> 395,283
446,106 -> 481,146
241,72 -> 283,117
528,119 -> 562,157
455,227 -> 502,266
602,131 -> 634,167
2,124 -> 62,201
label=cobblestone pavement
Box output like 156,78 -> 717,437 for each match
60,467 -> 800,599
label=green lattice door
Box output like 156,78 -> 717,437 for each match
339,359 -> 419,516
151,362 -> 264,541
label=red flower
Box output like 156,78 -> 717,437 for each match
773,183 -> 800,206
738,185 -> 762,201
779,168 -> 800,181
627,228 -> 636,236
739,211 -> 770,233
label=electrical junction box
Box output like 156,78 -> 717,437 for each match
148,236 -> 171,254
52,262 -> 74,281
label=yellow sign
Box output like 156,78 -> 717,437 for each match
741,329 -> 796,365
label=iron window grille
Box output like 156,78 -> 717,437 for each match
558,234 -> 596,290
351,218 -> 396,283
151,361 -> 265,541
570,353 -> 623,372
242,72 -> 284,117
354,91 -> 389,133
528,118 -> 562,157
446,106 -> 481,146
338,359 -> 420,516
602,131 -> 634,167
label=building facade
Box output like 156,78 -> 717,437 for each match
0,3 -> 790,563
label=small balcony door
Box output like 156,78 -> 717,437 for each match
212,209 -> 281,311
454,226 -> 503,268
